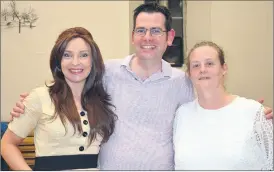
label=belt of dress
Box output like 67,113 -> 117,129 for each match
33,154 -> 98,171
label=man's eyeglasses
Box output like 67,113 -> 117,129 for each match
133,27 -> 167,37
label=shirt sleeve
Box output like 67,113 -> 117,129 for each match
253,105 -> 273,170
173,108 -> 181,144
178,76 -> 195,106
173,105 -> 188,170
8,89 -> 42,138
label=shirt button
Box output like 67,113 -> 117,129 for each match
79,146 -> 84,151
83,120 -> 88,125
82,132 -> 88,137
80,111 -> 85,116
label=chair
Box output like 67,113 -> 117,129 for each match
1,122 -> 35,170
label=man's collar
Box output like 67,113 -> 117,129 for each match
120,54 -> 172,77
121,54 -> 134,68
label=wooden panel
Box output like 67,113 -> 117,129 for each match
25,159 -> 35,166
20,137 -> 34,146
19,145 -> 35,151
22,152 -> 35,158
19,132 -> 35,167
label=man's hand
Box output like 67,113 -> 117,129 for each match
10,93 -> 29,120
258,98 -> 273,119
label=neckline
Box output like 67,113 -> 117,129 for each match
196,95 -> 239,112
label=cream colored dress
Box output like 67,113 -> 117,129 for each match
9,86 -> 102,170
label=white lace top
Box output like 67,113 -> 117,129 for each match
173,96 -> 273,170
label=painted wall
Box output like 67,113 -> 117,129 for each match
1,1 -> 130,121
1,1 -> 272,121
129,1 -> 273,108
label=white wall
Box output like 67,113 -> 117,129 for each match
210,1 -> 273,108
129,1 -> 273,107
184,1 -> 212,50
1,1 -> 130,121
1,1 -> 273,121
186,1 -> 273,107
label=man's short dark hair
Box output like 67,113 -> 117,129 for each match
133,2 -> 172,31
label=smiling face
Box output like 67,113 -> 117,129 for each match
61,37 -> 92,86
188,45 -> 227,90
132,12 -> 174,61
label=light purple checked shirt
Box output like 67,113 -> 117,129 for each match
98,54 -> 195,170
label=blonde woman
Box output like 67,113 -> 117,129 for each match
173,41 -> 273,170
